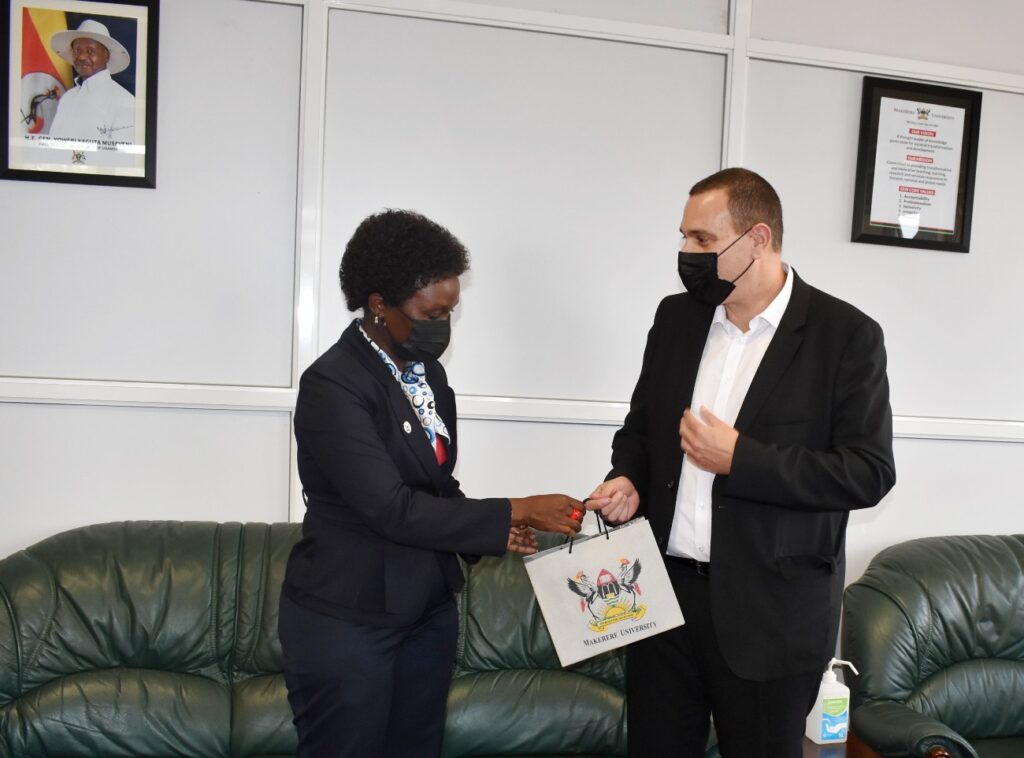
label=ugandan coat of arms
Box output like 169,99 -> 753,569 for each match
566,557 -> 646,633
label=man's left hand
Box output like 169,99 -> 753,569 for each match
679,406 -> 738,474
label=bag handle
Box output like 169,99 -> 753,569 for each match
565,498 -> 610,553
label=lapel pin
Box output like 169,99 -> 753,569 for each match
403,421 -> 412,433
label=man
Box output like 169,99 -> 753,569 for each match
48,19 -> 135,143
588,168 -> 895,757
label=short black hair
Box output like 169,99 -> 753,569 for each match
690,167 -> 784,250
339,209 -> 470,311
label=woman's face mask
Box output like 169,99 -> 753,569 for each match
393,312 -> 451,362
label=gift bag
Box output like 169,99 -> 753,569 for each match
523,517 -> 684,667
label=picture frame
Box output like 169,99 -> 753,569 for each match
1,0 -> 158,188
851,76 -> 981,253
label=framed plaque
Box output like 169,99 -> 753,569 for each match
851,76 -> 981,253
1,0 -> 159,187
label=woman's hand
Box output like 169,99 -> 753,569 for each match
506,525 -> 538,555
509,494 -> 585,537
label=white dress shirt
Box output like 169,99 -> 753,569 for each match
666,265 -> 794,562
48,69 -> 135,143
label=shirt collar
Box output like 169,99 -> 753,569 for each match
712,262 -> 793,332
758,262 -> 793,328
75,69 -> 113,89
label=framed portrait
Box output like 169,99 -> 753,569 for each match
1,0 -> 158,187
851,76 -> 982,253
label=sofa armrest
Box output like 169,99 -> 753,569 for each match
852,702 -> 979,758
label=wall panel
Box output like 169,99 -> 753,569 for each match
452,0 -> 729,33
0,0 -> 301,386
751,0 -> 1024,76
2,0 -> 1022,580
847,435 -> 1024,586
454,417 -> 617,501
320,10 -> 725,402
0,402 -> 291,558
744,60 -> 1024,420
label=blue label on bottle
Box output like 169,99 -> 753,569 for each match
820,712 -> 848,741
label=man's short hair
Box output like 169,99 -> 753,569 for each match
690,167 -> 783,250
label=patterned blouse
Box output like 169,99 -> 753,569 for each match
358,321 -> 451,457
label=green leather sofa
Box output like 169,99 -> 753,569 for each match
1,521 -> 702,757
842,534 -> 1024,758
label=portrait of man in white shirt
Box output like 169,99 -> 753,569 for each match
48,18 -> 136,146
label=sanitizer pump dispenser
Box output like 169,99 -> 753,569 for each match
805,658 -> 859,744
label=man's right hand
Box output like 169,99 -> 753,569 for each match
509,495 -> 584,537
586,477 -> 640,524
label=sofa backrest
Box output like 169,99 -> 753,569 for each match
229,522 -> 301,758
842,534 -> 1024,741
2,523 -> 632,758
0,521 -> 301,758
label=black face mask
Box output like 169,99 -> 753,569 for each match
393,312 -> 451,362
677,227 -> 754,306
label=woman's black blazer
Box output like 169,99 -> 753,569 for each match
282,320 -> 510,626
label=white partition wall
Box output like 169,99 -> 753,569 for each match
2,0 -> 1022,584
0,0 -> 303,557
0,403 -> 291,558
750,0 -> 1024,76
744,60 -> 1024,421
0,0 -> 301,386
319,10 -> 725,401
449,0 -> 730,33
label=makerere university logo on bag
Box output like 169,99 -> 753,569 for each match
524,518 -> 684,665
566,557 -> 652,637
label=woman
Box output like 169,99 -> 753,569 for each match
279,209 -> 584,757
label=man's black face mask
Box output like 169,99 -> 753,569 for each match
677,227 -> 754,306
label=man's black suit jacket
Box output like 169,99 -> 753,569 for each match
609,272 -> 896,681
283,320 -> 510,627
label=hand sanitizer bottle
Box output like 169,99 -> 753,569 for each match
805,658 -> 859,744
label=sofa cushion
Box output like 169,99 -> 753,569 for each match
231,673 -> 295,758
3,668 -> 229,757
444,669 -> 625,757
446,535 -> 628,757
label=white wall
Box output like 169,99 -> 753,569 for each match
1,0 -> 300,386
0,0 -> 302,558
319,10 -> 725,400
2,0 -> 1022,594
744,60 -> 1024,420
0,403 -> 291,552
